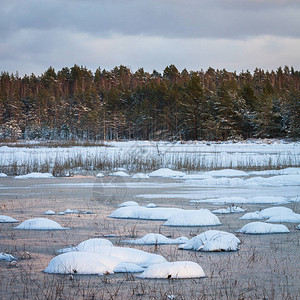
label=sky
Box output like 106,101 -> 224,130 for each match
1,0 -> 300,76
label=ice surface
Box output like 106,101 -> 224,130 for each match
125,233 -> 188,245
179,230 -> 240,252
138,261 -> 205,279
237,222 -> 290,234
204,169 -> 248,177
163,209 -> 221,227
15,218 -> 68,230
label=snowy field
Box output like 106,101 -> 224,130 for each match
0,139 -> 299,175
0,140 -> 300,299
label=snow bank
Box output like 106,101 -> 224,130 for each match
0,173 -> 7,178
164,209 -> 221,227
96,172 -> 104,178
44,252 -> 115,275
0,252 -> 16,261
118,201 -> 139,207
0,215 -> 19,223
15,218 -> 68,230
212,206 -> 245,214
109,206 -> 182,220
125,233 -> 188,245
138,261 -> 205,279
237,222 -> 289,234
14,172 -> 54,179
179,230 -> 240,252
148,168 -> 185,178
239,212 -> 265,220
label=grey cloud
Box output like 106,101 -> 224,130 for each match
1,0 -> 299,40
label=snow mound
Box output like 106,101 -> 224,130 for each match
83,246 -> 166,267
44,252 -> 115,275
14,172 -> 54,179
0,252 -> 16,261
132,173 -> 150,179
118,201 -> 139,207
0,173 -> 8,177
96,172 -> 104,178
15,218 -> 68,230
258,206 -> 294,218
237,222 -> 289,234
204,169 -> 248,177
266,213 -> 300,223
114,263 -> 144,273
138,261 -> 205,279
57,238 -> 113,253
146,203 -> 157,208
148,168 -> 185,178
64,209 -> 80,214
212,206 -> 245,214
125,233 -> 188,245
43,210 -> 56,215
0,215 -> 19,223
109,206 -> 182,220
109,171 -> 129,177
179,230 -> 240,252
239,212 -> 265,220
164,209 -> 221,227
297,225 -> 300,230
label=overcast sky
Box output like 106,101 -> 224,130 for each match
1,0 -> 300,76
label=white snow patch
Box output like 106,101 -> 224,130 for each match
96,172 -> 104,178
146,203 -> 157,208
148,168 -> 185,178
204,169 -> 248,177
164,209 -> 221,227
15,218 -> 68,230
44,252 -> 115,275
57,238 -> 113,253
14,172 -> 54,179
125,233 -> 188,245
0,173 -> 8,177
118,201 -> 139,207
109,206 -> 183,220
0,252 -> 16,261
0,215 -> 19,223
43,210 -> 56,215
114,263 -> 144,273
239,212 -> 265,220
266,213 -> 300,223
179,230 -> 240,252
109,171 -> 129,177
138,261 -> 205,279
237,222 -> 289,234
64,209 -> 80,214
212,206 -> 245,214
258,206 -> 294,218
132,173 -> 150,179
191,197 -> 247,204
